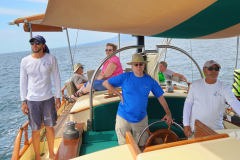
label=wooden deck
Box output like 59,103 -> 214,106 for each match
41,102 -> 75,141
54,103 -> 75,138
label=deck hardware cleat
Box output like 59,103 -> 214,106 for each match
63,121 -> 79,140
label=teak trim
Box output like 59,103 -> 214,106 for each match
143,134 -> 229,153
55,123 -> 84,160
126,131 -> 141,160
194,120 -> 218,138
14,14 -> 45,24
70,100 -> 121,114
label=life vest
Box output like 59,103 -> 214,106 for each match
232,69 -> 240,96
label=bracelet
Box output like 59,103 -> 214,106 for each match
22,100 -> 27,103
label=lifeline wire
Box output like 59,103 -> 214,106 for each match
0,127 -> 21,158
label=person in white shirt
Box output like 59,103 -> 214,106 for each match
159,61 -> 187,81
20,35 -> 61,160
183,60 -> 240,138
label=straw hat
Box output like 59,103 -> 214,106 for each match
126,53 -> 149,65
73,63 -> 84,73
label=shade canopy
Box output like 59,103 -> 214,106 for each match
12,0 -> 240,38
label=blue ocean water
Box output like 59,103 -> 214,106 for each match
0,38 -> 239,159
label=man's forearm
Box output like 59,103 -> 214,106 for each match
230,99 -> 240,116
102,80 -> 121,96
173,72 -> 184,78
183,101 -> 193,126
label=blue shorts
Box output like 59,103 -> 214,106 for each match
84,80 -> 106,91
26,97 -> 57,131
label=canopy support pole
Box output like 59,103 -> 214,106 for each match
27,22 -> 32,52
137,36 -> 144,53
65,28 -> 74,71
118,33 -> 120,58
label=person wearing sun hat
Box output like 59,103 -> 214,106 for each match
71,63 -> 88,91
20,35 -> 61,160
103,53 -> 172,150
183,60 -> 240,138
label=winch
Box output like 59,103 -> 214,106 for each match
63,121 -> 79,140
165,80 -> 174,93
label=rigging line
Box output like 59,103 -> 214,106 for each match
190,39 -> 193,82
69,29 -> 80,81
148,38 -> 172,76
0,127 -> 21,158
73,29 -> 80,63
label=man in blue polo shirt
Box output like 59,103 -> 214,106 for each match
103,53 -> 172,149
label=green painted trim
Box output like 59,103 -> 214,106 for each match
152,0 -> 240,38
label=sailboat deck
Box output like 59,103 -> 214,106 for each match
40,103 -> 75,141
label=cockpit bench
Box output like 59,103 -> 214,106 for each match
79,97 -> 186,156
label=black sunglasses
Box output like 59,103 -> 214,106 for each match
30,41 -> 41,45
133,63 -> 144,67
207,67 -> 219,71
105,49 -> 112,52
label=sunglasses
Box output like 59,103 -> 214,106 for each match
133,63 -> 144,67
105,49 -> 112,52
30,41 -> 41,45
206,67 -> 220,71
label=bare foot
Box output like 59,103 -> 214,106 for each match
49,153 -> 56,160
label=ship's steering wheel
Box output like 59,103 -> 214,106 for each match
137,120 -> 183,148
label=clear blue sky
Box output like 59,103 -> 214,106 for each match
0,0 -> 117,54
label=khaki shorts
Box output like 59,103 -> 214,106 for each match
115,115 -> 149,146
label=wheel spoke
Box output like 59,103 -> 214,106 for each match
163,134 -> 169,144
147,129 -> 161,144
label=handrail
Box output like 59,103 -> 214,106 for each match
156,45 -> 204,78
11,85 -> 67,160
88,45 -> 145,131
11,128 -> 23,160
88,44 -> 201,131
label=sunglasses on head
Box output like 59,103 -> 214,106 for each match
133,63 -> 144,67
105,49 -> 112,52
30,41 -> 41,45
206,67 -> 219,71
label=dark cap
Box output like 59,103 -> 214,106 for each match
29,35 -> 46,43
29,35 -> 50,53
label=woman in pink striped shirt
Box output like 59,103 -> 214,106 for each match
64,43 -> 123,102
